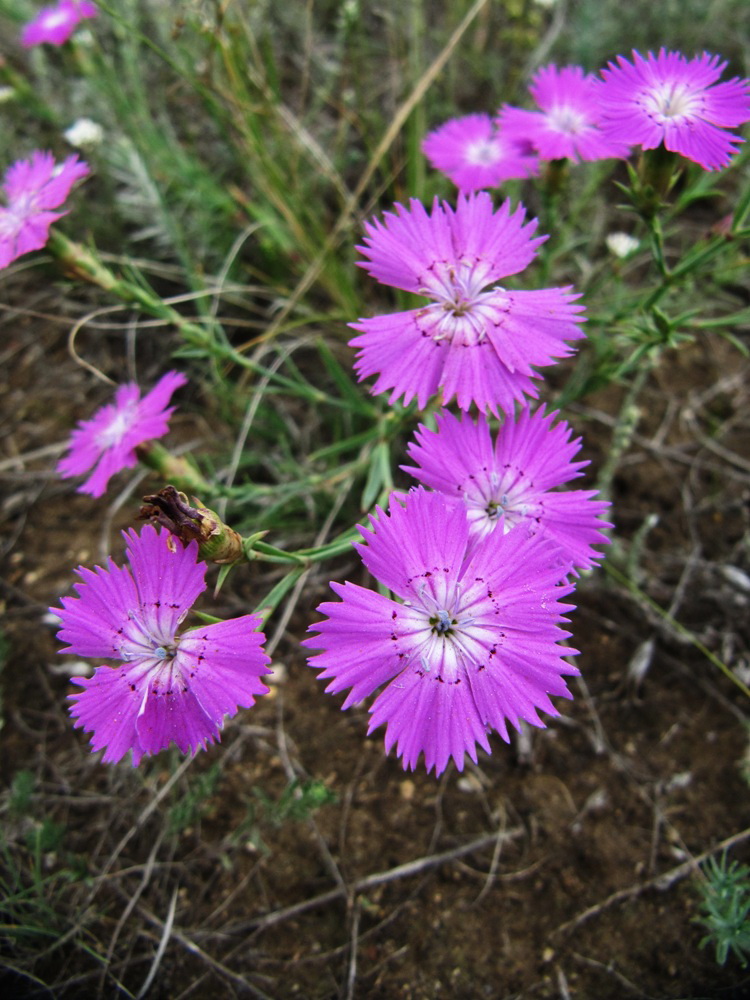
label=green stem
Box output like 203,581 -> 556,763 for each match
596,361 -> 653,502
46,229 -> 365,409
247,525 -> 361,566
252,567 -> 307,625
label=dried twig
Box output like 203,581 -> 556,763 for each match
551,825 -> 750,940
229,828 -> 523,936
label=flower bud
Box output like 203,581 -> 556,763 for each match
140,486 -> 243,564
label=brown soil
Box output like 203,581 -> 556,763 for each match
2,278 -> 750,1000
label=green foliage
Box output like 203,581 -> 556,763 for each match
167,760 -> 223,835
0,772 -> 82,958
234,778 -> 337,853
696,853 -> 750,967
8,769 -> 35,818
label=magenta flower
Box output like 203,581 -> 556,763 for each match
422,113 -> 538,191
402,407 -> 611,574
498,64 -> 631,162
0,151 -> 89,270
598,49 -> 750,171
57,371 -> 187,498
52,525 -> 271,766
349,193 -> 585,416
304,489 -> 578,776
21,1 -> 98,47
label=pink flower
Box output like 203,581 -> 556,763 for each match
349,192 -> 585,416
422,113 -> 538,191
402,406 -> 611,574
599,49 -> 750,171
0,151 -> 89,269
57,371 -> 187,498
304,489 -> 578,775
21,1 -> 98,48
498,64 -> 631,162
52,525 -> 271,766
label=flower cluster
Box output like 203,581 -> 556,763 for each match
310,181 -> 612,773
423,51 -> 750,187
0,151 -> 88,270
48,37 -> 744,780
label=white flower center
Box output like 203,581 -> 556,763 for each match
462,465 -> 538,539
41,9 -> 73,31
418,258 -> 507,346
645,81 -> 699,121
548,104 -> 587,135
402,577 -> 495,685
464,137 -> 502,166
96,400 -> 138,448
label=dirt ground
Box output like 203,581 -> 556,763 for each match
2,274 -> 750,1000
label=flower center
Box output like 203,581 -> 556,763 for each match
430,608 -> 457,636
645,81 -> 698,121
403,578 -> 494,684
96,399 -> 138,448
41,9 -> 73,31
548,104 -> 587,134
418,258 -> 506,347
460,466 -> 540,539
485,495 -> 508,520
465,137 -> 502,166
154,643 -> 177,661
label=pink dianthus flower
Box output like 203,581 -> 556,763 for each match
403,407 -> 611,574
598,49 -> 750,171
304,489 -> 578,776
57,370 -> 187,498
422,113 -> 538,191
0,151 -> 89,270
498,64 -> 630,162
21,1 -> 98,48
349,192 -> 585,416
53,525 -> 271,766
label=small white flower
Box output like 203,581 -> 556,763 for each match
606,231 -> 640,258
0,86 -> 16,103
64,118 -> 104,148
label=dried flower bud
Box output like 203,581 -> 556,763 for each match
140,485 -> 243,564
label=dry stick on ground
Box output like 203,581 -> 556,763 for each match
98,826 -> 168,997
172,857 -> 436,1000
135,887 -> 178,1000
345,898 -> 362,1000
144,831 -> 523,999
138,908 -> 277,1000
225,828 -> 523,936
550,825 -> 750,942
571,952 -> 650,999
